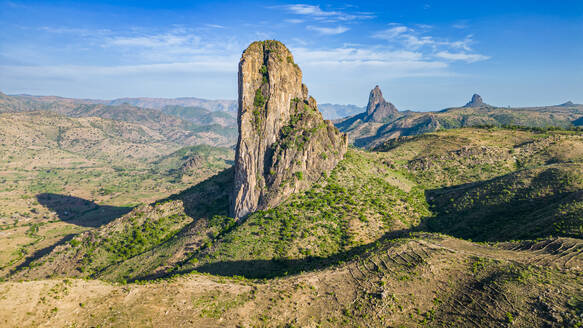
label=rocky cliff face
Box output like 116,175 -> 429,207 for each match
364,86 -> 398,122
464,94 -> 484,107
231,40 -> 348,218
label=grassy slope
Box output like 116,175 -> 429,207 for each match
15,128 -> 583,281
375,127 -> 583,241
0,112 -> 232,276
5,127 -> 583,327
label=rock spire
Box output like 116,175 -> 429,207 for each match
231,40 -> 347,218
464,94 -> 484,107
364,86 -> 398,122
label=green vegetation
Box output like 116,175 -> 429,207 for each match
0,111 -> 236,276
69,210 -> 193,278
100,214 -> 189,261
13,127 -> 583,284
180,148 -> 429,278
274,98 -> 324,152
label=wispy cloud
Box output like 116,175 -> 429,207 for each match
372,26 -> 410,40
5,17 -> 487,102
306,25 -> 349,35
294,47 -> 424,63
279,4 -> 373,21
285,19 -> 304,24
0,60 -> 237,77
290,45 -> 452,90
39,26 -> 111,37
372,24 -> 489,63
204,24 -> 225,29
107,33 -> 198,48
435,51 -> 490,63
96,28 -> 246,63
452,20 -> 469,29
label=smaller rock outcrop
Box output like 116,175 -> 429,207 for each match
364,86 -> 398,122
180,154 -> 204,173
464,94 -> 485,107
559,101 -> 575,107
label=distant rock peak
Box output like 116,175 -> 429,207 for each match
464,94 -> 484,107
559,101 -> 575,107
364,85 -> 398,122
231,40 -> 347,218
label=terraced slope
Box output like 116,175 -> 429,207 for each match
1,234 -> 581,327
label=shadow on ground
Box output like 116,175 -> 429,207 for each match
11,233 -> 77,274
36,193 -> 132,227
145,229 -> 411,280
421,167 -> 583,242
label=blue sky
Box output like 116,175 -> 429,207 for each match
0,1 -> 582,110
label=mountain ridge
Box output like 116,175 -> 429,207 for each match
0,92 -> 237,147
335,86 -> 583,148
11,93 -> 238,112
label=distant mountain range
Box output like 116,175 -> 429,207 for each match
317,103 -> 364,119
8,92 -> 365,120
0,92 -> 237,147
12,94 -> 238,112
335,86 -> 583,148
2,90 -> 582,149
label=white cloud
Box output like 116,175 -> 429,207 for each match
291,38 -> 308,46
452,20 -> 469,29
39,26 -> 111,37
306,25 -> 350,35
403,35 -> 435,48
279,4 -> 373,21
98,28 -> 246,63
285,19 -> 304,24
372,26 -> 410,40
447,35 -> 474,51
0,59 -> 237,78
285,4 -> 332,16
204,24 -> 225,29
372,24 -> 489,63
4,20 -> 489,103
293,47 -> 423,63
435,51 -> 490,63
108,34 -> 194,48
291,46 -> 448,78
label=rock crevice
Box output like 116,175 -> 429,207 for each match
231,40 -> 347,218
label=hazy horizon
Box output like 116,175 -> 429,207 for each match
1,1 -> 582,110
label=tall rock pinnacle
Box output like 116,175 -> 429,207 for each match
364,86 -> 398,122
464,94 -> 484,107
231,40 -> 347,218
